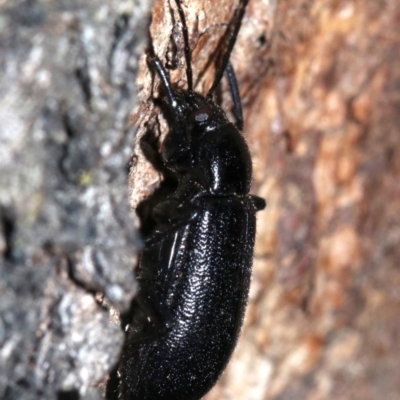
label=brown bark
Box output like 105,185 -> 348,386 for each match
133,0 -> 400,399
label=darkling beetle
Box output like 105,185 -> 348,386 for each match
118,0 -> 265,398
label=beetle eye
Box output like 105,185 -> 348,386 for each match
192,105 -> 213,123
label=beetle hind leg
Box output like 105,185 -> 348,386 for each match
127,282 -> 173,344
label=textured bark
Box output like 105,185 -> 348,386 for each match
133,0 -> 400,399
0,1 -> 151,399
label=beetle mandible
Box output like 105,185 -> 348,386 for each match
118,0 -> 265,398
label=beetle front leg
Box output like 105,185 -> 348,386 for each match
145,198 -> 199,246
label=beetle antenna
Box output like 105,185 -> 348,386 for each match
207,0 -> 249,98
147,52 -> 181,120
225,62 -> 243,130
147,53 -> 177,107
174,0 -> 194,96
147,51 -> 189,147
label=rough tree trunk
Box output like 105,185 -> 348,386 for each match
1,0 -> 399,399
0,0 -> 150,399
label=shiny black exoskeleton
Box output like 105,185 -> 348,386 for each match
118,0 -> 265,399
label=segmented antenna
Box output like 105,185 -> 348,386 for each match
225,62 -> 243,130
207,0 -> 249,98
147,53 -> 182,122
147,53 -> 177,105
174,0 -> 194,95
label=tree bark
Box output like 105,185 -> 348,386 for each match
0,1 -> 151,399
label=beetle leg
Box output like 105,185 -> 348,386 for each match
145,199 -> 199,246
250,195 -> 266,211
128,284 -> 172,344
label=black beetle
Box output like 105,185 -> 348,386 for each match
118,0 -> 265,398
